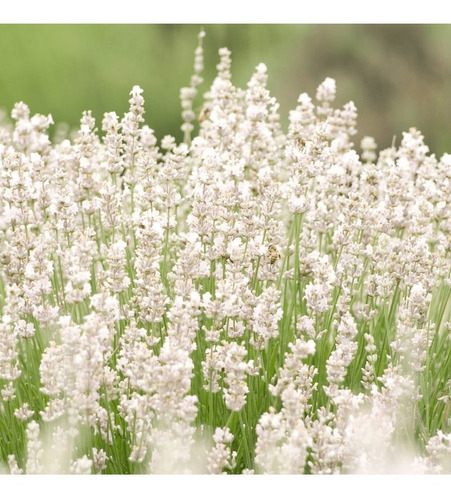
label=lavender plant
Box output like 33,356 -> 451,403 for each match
0,32 -> 450,474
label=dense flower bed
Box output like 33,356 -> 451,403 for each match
0,33 -> 450,474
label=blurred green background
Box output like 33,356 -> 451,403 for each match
1,24 -> 450,156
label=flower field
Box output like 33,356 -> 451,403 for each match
0,32 -> 450,474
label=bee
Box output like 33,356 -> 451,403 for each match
0,252 -> 10,266
267,244 -> 281,265
296,136 -> 306,148
198,106 -> 210,122
220,253 -> 232,262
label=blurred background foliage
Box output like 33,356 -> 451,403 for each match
1,24 -> 451,156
